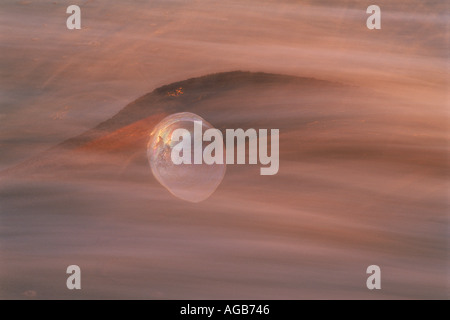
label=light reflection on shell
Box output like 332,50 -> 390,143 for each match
147,112 -> 226,202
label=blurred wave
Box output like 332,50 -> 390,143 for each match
0,0 -> 448,299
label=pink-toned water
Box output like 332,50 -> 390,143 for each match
0,0 -> 447,299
